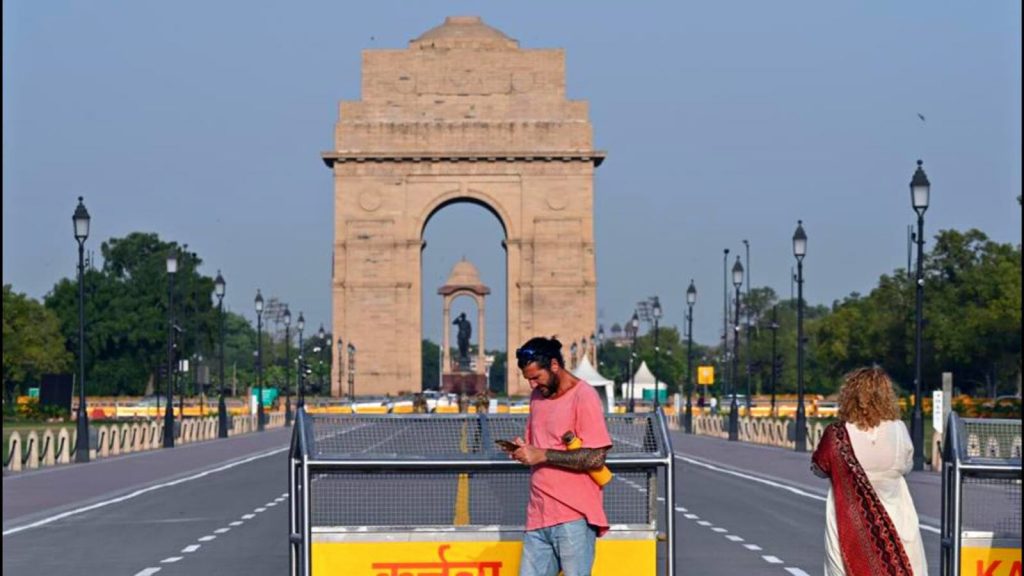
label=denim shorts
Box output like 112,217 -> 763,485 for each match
519,518 -> 597,576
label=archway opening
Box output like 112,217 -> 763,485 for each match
421,200 -> 507,394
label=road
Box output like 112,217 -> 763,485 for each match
3,425 -> 945,575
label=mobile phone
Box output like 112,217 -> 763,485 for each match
495,439 -> 519,452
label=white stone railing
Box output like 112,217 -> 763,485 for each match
5,411 -> 287,473
686,414 -> 827,452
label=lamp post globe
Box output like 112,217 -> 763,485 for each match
73,197 -> 91,462
793,220 -> 808,452
909,160 -> 930,471
255,289 -> 265,431
652,297 -> 663,408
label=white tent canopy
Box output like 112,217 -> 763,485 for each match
574,356 -> 616,413
626,361 -> 668,400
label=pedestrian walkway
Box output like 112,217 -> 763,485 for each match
2,427 -> 291,529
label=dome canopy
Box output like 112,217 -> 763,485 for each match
411,16 -> 519,50
438,258 -> 491,296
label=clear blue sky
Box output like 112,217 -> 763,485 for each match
4,1 -> 1021,350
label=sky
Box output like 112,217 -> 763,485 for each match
3,1 -> 1021,352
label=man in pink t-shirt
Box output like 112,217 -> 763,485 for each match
507,337 -> 612,576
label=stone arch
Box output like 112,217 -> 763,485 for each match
325,16 -> 603,397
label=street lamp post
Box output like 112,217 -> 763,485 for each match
743,239 -> 752,419
214,271 -> 228,438
769,305 -> 779,419
652,297 -> 662,408
910,160 -> 930,471
296,313 -> 305,409
793,220 -> 808,452
722,248 -> 730,412
73,197 -> 91,463
571,342 -> 578,370
347,343 -> 356,400
318,324 -> 327,395
163,250 -> 178,448
255,290 -> 265,432
284,307 -> 292,427
685,280 -> 697,434
729,257 -> 743,441
336,337 -> 344,400
628,312 -> 639,413
596,326 -> 604,367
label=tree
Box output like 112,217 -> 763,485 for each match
3,285 -> 72,404
422,339 -> 440,390
44,233 -> 217,396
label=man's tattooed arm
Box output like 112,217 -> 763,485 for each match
543,447 -> 609,471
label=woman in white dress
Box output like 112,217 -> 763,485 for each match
811,367 -> 928,576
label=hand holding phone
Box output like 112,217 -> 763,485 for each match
495,439 -> 519,452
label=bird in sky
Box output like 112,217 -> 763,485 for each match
917,113 -> 926,122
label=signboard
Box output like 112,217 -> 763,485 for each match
311,539 -> 655,576
960,546 -> 1021,576
697,366 -> 715,386
250,387 -> 278,410
932,390 -> 944,433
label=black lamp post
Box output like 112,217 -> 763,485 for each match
910,160 -> 930,471
215,271 -> 228,438
255,290 -> 265,431
318,324 -> 327,395
296,312 -> 305,408
163,250 -> 178,448
722,248 -> 730,412
284,307 -> 292,427
628,312 -> 639,413
652,297 -> 663,408
684,280 -> 697,434
570,342 -> 578,370
743,239 -> 752,419
347,343 -> 356,400
769,305 -> 779,419
73,197 -> 91,463
793,220 -> 808,452
729,256 -> 743,441
337,337 -> 344,401
596,326 -> 604,367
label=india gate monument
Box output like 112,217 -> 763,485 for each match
323,16 -> 603,397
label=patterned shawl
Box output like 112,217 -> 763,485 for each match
812,422 -> 913,576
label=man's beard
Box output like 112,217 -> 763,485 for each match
538,377 -> 559,398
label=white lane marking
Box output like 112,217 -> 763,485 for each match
266,502 -> 277,507
744,544 -> 762,551
785,568 -> 812,576
198,535 -> 216,542
763,555 -> 784,564
242,514 -> 256,520
134,569 -> 161,576
675,453 -> 941,534
683,513 -> 699,520
281,492 -> 289,498
214,528 -> 230,534
3,447 -> 289,536
676,506 -> 688,512
160,557 -> 183,564
656,497 -> 665,502
254,507 -> 267,513
696,520 -> 712,527
181,545 -> 201,553
712,527 -> 728,533
229,521 -> 243,527
726,535 -> 744,542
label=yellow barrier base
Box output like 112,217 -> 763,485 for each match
961,546 -> 1021,575
312,537 -> 655,576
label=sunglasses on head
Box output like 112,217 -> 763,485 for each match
515,347 -> 539,361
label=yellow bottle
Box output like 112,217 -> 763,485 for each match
562,431 -> 613,488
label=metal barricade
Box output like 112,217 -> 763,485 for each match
941,413 -> 1021,575
290,409 -> 676,576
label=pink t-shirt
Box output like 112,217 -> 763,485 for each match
524,379 -> 612,536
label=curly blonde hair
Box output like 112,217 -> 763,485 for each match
838,366 -> 901,428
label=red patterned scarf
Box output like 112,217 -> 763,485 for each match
812,422 -> 913,576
